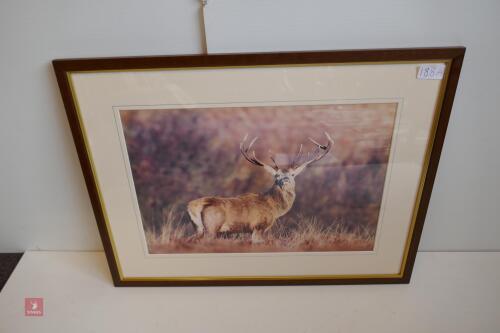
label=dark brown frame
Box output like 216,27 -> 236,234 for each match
53,47 -> 465,286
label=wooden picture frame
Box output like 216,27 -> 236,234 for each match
53,47 -> 465,286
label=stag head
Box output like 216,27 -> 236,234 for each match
240,132 -> 334,189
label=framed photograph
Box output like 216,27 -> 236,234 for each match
53,47 -> 465,286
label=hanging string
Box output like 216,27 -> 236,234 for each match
200,0 -> 209,54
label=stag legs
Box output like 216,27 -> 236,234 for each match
251,221 -> 277,244
251,229 -> 265,244
187,201 -> 206,242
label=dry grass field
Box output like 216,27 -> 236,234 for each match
146,208 -> 375,254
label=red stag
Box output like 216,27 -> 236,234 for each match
187,132 -> 334,243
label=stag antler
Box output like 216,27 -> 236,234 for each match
240,134 -> 278,175
291,132 -> 334,175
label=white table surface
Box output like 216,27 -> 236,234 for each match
0,251 -> 499,333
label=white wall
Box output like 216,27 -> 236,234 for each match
1,0 -> 499,252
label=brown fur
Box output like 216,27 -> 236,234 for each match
187,182 -> 296,242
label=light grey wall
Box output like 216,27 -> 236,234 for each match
0,0 -> 202,251
1,0 -> 499,252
